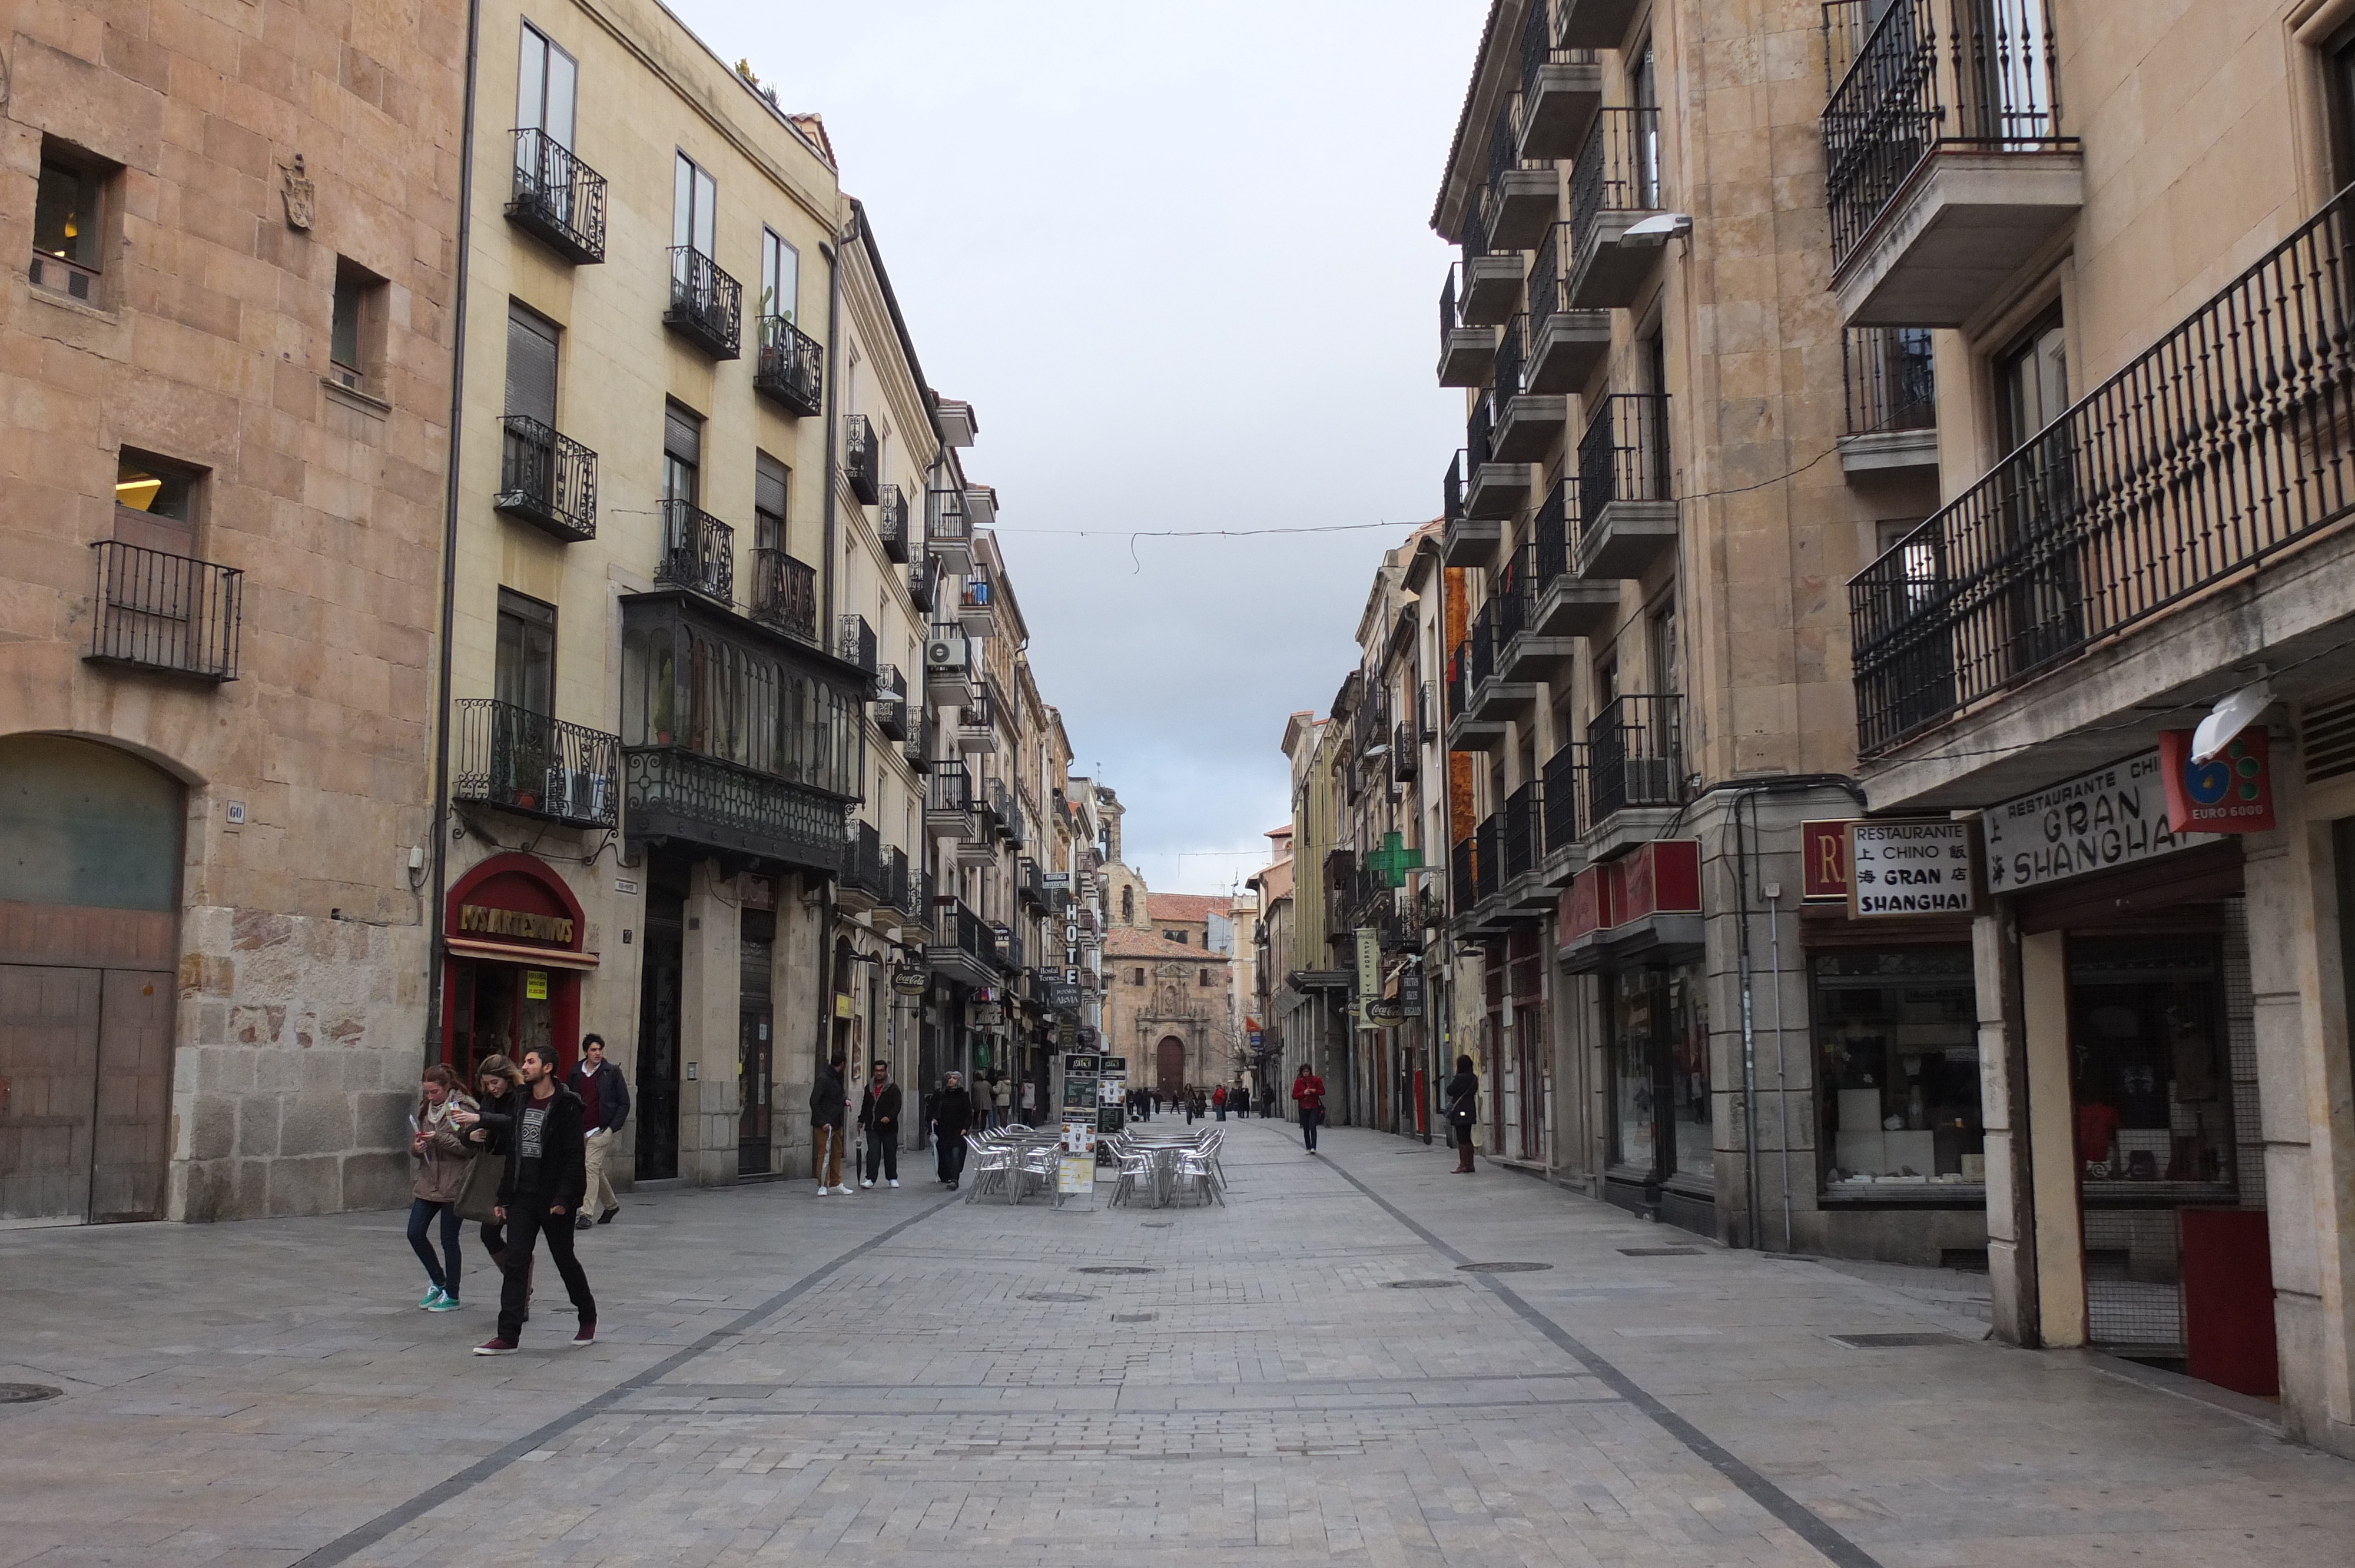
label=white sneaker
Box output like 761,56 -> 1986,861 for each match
829,1185 -> 851,1195
815,1185 -> 829,1197
860,1178 -> 874,1188
887,1178 -> 900,1188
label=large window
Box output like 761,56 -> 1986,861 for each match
1815,948 -> 1981,1191
495,589 -> 556,717
31,147 -> 106,300
760,227 -> 798,324
620,612 -> 861,798
516,22 -> 578,150
1608,963 -> 1707,1181
673,152 -> 717,260
506,301 -> 559,426
664,402 -> 701,506
330,258 -> 387,392
754,454 -> 789,553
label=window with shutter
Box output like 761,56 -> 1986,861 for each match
664,403 -> 702,506
755,454 -> 788,552
505,303 -> 559,427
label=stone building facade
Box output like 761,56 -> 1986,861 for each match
1100,893 -> 1235,1100
0,0 -> 465,1221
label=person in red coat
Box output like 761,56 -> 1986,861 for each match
1291,1064 -> 1326,1154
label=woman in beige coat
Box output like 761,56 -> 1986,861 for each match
408,1064 -> 478,1311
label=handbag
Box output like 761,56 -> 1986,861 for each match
454,1148 -> 502,1222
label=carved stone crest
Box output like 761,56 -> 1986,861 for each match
280,154 -> 314,231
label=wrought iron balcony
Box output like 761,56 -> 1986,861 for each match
844,414 -> 880,506
1017,855 -> 1047,911
836,613 -> 877,680
957,686 -> 998,755
877,485 -> 910,563
1524,223 -> 1612,393
927,896 -> 1003,985
958,568 -> 994,637
1515,1 -> 1603,160
657,500 -> 733,603
1528,477 -> 1618,639
873,664 -> 910,740
1503,779 -> 1543,882
1491,315 -> 1567,461
928,760 -> 980,839
1543,740 -> 1588,854
924,485 -> 971,572
86,540 -> 241,682
1575,393 -> 1676,579
1822,0 -> 2079,324
903,709 -> 933,773
754,314 -> 823,416
664,246 -> 742,359
1464,399 -> 1534,520
748,547 -> 817,643
1586,693 -> 1685,823
506,129 -> 606,265
453,699 -> 621,829
1418,680 -> 1439,742
882,844 -> 916,916
1850,184 -> 2355,755
1477,110 -> 1557,253
1839,326 -> 1939,476
1438,263 -> 1500,387
621,746 -> 846,872
840,818 -> 888,908
1392,722 -> 1417,784
908,555 -> 941,614
1566,107 -> 1665,309
493,415 -> 597,543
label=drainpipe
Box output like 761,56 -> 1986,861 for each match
1733,788 -> 1763,1250
423,0 -> 483,1066
813,222 -> 844,1092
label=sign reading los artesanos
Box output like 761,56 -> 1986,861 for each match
457,903 -> 575,946
1847,820 -> 1978,918
1982,749 -> 2221,894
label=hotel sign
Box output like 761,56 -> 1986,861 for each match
1982,750 -> 2221,894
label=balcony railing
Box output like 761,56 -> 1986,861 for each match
1822,0 -> 2070,270
1568,107 -> 1661,262
621,746 -> 845,872
506,129 -> 606,264
934,898 -> 1002,972
87,541 -> 241,682
1470,604 -> 1498,691
844,415 -> 880,506
453,699 -> 621,829
1527,222 -> 1565,335
1843,326 -> 1936,436
1418,680 -> 1440,742
883,844 -> 914,913
836,614 -> 878,681
657,500 -> 733,603
930,760 -> 975,816
754,314 -> 823,416
904,709 -> 933,772
926,485 -> 969,548
1503,780 -> 1542,881
1543,740 -> 1587,850
1496,545 -> 1531,647
1852,181 -> 2355,753
493,415 -> 597,543
1468,398 -> 1497,471
842,819 -> 888,902
908,555 -> 941,613
874,664 -> 911,740
1448,639 -> 1471,723
748,547 -> 817,643
1392,721 -> 1417,783
1452,835 -> 1477,917
664,246 -> 742,359
1475,814 -> 1503,906
1533,477 -> 1573,584
1578,393 -> 1673,519
877,485 -> 910,562
1494,314 -> 1527,408
1444,450 -> 1465,523
1587,693 -> 1685,821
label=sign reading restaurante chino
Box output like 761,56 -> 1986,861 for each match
1982,749 -> 2222,893
1847,820 -> 1978,918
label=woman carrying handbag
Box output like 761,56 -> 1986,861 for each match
1445,1055 -> 1480,1174
408,1065 -> 479,1310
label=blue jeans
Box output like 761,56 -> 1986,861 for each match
408,1198 -> 461,1297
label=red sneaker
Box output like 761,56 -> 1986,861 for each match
571,1320 -> 596,1346
472,1337 -> 518,1356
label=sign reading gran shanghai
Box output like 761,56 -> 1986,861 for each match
1981,749 -> 2222,895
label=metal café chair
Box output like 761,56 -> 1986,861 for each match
964,1132 -> 1014,1203
1107,1144 -> 1158,1208
1173,1141 -> 1224,1207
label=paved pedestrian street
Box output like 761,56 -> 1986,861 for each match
4,1121 -> 2351,1568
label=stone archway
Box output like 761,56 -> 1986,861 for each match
1155,1035 -> 1186,1098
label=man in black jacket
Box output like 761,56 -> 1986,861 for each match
931,1071 -> 974,1190
570,1034 -> 630,1228
857,1061 -> 901,1188
810,1055 -> 848,1195
476,1045 -> 598,1354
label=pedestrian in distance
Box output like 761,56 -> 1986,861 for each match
1446,1055 -> 1481,1174
1235,1082 -> 1252,1118
810,1055 -> 850,1195
1183,1084 -> 1198,1125
1212,1083 -> 1227,1121
858,1060 -> 902,1188
474,1044 -> 598,1355
407,1064 -> 476,1312
569,1033 -> 629,1228
1292,1064 -> 1326,1154
990,1073 -> 1011,1130
933,1070 -> 974,1190
451,1055 -> 525,1297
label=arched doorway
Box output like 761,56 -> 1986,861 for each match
1156,1035 -> 1186,1099
0,735 -> 183,1223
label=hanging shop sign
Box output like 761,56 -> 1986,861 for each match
1048,983 -> 1082,1009
891,962 -> 932,995
1846,820 -> 1978,918
1366,999 -> 1405,1024
2159,727 -> 2277,834
971,1004 -> 1006,1028
740,874 -> 774,911
1399,966 -> 1425,1019
1982,749 -> 2222,894
1801,820 -> 1856,901
1354,927 -> 1380,1026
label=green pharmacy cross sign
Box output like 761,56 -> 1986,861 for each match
1365,832 -> 1424,889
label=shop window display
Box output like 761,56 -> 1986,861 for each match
1815,948 -> 1981,1191
1607,963 -> 1707,1181
2068,936 -> 2233,1194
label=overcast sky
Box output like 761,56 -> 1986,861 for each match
672,0 -> 1484,894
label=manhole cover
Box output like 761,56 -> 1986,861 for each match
1142,1222 -> 1173,1229
1073,1265 -> 1158,1275
1457,1261 -> 1553,1274
1112,1313 -> 1157,1323
1384,1279 -> 1464,1290
1021,1292 -> 1097,1303
0,1384 -> 61,1404
1830,1332 -> 1962,1348
1618,1247 -> 1704,1257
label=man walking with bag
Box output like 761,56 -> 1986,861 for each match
858,1060 -> 901,1188
475,1044 -> 597,1354
811,1055 -> 850,1195
1291,1063 -> 1326,1154
933,1070 -> 974,1190
569,1034 -> 629,1228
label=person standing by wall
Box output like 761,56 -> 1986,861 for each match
810,1055 -> 849,1195
407,1064 -> 476,1312
569,1034 -> 629,1228
858,1061 -> 902,1189
1445,1055 -> 1480,1175
933,1070 -> 974,1190
1291,1064 -> 1326,1154
475,1045 -> 596,1354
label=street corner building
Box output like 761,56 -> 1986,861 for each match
0,0 -> 466,1221
1279,0 -> 2355,1460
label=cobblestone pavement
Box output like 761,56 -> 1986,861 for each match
5,1120 -> 2353,1567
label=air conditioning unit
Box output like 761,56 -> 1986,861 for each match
926,634 -> 966,671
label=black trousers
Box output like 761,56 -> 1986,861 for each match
937,1133 -> 967,1184
1299,1107 -> 1321,1149
497,1201 -> 596,1341
863,1130 -> 897,1182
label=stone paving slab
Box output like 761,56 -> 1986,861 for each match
3,1122 -> 2353,1566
